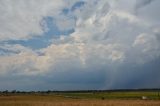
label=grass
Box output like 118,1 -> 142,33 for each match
0,91 -> 160,106
58,91 -> 160,100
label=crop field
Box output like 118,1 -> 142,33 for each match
0,91 -> 160,106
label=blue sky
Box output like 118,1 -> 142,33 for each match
0,0 -> 160,91
3,17 -> 75,49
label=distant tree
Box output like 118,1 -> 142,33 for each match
30,91 -> 35,94
3,90 -> 8,94
16,91 -> 19,93
11,90 -> 17,94
3,90 -> 9,96
46,90 -> 51,94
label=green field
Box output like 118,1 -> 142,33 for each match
0,91 -> 160,106
56,91 -> 160,100
1,91 -> 160,100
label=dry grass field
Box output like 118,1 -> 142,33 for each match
0,94 -> 160,106
1,100 -> 160,106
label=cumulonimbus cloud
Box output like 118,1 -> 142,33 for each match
0,0 -> 160,90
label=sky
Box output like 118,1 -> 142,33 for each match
0,0 -> 160,91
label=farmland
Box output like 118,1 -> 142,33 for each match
0,90 -> 160,106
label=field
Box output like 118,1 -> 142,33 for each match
0,91 -> 160,106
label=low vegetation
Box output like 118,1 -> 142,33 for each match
0,90 -> 160,106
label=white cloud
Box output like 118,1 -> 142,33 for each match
0,0 -> 67,41
132,33 -> 160,63
133,33 -> 149,46
1,0 -> 160,74
133,33 -> 159,52
55,15 -> 75,31
0,0 -> 160,89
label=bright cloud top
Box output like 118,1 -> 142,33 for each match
0,0 -> 160,90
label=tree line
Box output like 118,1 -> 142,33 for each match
0,88 -> 160,95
